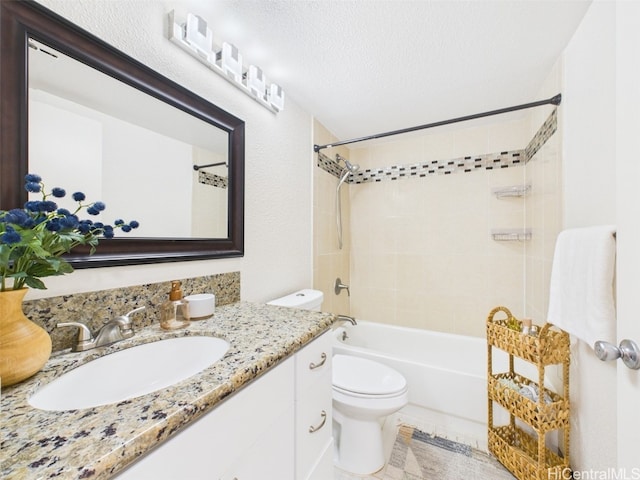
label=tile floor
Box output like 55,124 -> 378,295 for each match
334,425 -> 514,480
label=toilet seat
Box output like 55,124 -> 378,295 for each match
333,384 -> 408,399
333,354 -> 407,396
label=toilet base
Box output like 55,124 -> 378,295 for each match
333,411 -> 386,475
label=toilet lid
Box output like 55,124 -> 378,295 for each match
332,354 -> 407,395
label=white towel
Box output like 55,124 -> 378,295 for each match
546,225 -> 616,347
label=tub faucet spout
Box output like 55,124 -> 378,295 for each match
337,314 -> 357,326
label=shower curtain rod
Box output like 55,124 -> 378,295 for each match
193,161 -> 228,171
313,93 -> 561,152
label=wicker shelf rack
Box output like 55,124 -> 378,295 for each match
487,306 -> 570,480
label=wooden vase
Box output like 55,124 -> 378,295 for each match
0,288 -> 52,387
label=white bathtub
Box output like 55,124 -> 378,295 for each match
332,320 -> 510,449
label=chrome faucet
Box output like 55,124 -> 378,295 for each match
337,314 -> 357,326
57,306 -> 146,352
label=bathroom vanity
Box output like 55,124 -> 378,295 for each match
0,302 -> 335,479
118,327 -> 333,479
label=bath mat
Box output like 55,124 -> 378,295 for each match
381,425 -> 515,480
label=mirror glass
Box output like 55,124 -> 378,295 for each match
28,39 -> 229,238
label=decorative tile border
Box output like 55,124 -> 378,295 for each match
317,151 -> 345,178
525,108 -> 557,160
318,149 -> 525,184
23,272 -> 241,352
317,108 -> 558,184
199,170 -> 228,188
355,150 -> 525,183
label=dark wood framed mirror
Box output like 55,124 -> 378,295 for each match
0,0 -> 245,268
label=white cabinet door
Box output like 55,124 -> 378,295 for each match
220,406 -> 294,480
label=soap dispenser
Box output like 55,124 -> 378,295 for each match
160,280 -> 191,330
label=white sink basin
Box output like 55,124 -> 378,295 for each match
29,336 -> 230,411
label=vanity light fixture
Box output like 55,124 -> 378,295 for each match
247,65 -> 266,98
218,42 -> 243,83
268,83 -> 285,112
168,10 -> 284,113
185,13 -> 214,63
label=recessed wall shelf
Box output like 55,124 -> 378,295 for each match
491,229 -> 532,242
492,184 -> 531,199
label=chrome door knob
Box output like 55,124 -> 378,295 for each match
619,339 -> 640,369
594,340 -> 621,361
594,339 -> 640,370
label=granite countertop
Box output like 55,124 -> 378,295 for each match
1,301 -> 335,479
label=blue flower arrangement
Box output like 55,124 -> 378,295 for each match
0,174 -> 138,291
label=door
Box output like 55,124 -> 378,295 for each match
616,0 -> 640,469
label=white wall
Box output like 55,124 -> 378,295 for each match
30,94 -> 104,202
29,0 -> 314,302
563,1 -> 616,228
561,0 -> 617,471
102,114 -> 194,237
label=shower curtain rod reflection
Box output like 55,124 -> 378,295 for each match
193,162 -> 228,170
313,93 -> 561,152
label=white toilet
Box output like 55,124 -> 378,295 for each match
267,288 -> 324,310
267,290 -> 408,475
332,353 -> 408,475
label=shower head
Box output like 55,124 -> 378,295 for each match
337,154 -> 360,173
337,160 -> 359,187
344,159 -> 360,173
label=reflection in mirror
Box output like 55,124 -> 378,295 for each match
28,39 -> 229,238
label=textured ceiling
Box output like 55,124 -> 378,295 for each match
179,0 -> 591,142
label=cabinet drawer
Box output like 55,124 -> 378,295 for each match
295,331 -> 332,392
295,369 -> 333,479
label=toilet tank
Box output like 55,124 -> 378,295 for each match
267,289 -> 323,311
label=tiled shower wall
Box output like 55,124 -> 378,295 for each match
313,121 -> 351,316
348,120 -> 530,337
314,105 -> 561,338
524,62 -> 563,325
